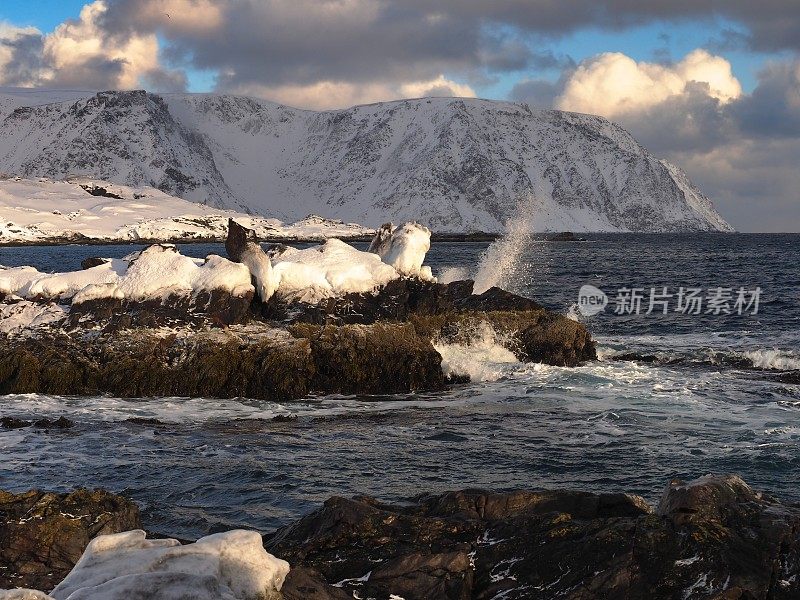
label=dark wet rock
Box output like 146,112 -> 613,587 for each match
263,277 -> 476,325
0,323 -> 444,400
0,488 -> 140,591
267,475 -> 800,600
31,416 -> 74,429
289,322 -> 446,395
0,417 -> 31,429
78,184 -> 123,199
272,414 -> 298,423
0,416 -> 30,429
264,278 -> 595,366
80,257 -> 108,270
412,309 -> 596,367
777,370 -> 800,384
548,231 -> 585,242
225,218 -> 259,263
69,286 -> 255,330
281,567 -> 351,600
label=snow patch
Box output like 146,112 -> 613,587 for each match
48,529 -> 289,600
0,245 -> 253,305
0,177 -> 373,244
273,238 -> 409,303
0,301 -> 67,334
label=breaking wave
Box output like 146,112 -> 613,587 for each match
434,321 -> 520,382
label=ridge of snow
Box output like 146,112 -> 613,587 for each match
47,529 -> 289,600
0,177 -> 373,244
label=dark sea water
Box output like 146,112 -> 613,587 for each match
1,234 -> 799,540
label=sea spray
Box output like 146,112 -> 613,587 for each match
434,321 -> 520,382
439,267 -> 469,284
473,193 -> 538,294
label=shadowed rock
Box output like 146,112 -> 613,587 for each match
0,489 -> 140,591
0,323 -> 443,400
269,475 -> 800,600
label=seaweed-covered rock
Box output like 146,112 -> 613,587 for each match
268,475 -> 800,600
0,322 -> 445,400
0,489 -> 140,591
290,322 -> 446,394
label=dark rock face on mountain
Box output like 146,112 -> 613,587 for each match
268,475 -> 800,600
0,91 -> 732,232
0,489 -> 140,591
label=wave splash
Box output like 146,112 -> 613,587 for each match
472,193 -> 537,294
434,321 -> 520,382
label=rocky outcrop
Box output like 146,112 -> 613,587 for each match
0,489 -> 140,591
268,475 -> 800,600
4,476 -> 797,598
0,323 -> 444,399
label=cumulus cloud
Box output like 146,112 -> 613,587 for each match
0,1 -> 185,90
0,23 -> 44,86
231,75 -> 475,111
555,50 -> 742,117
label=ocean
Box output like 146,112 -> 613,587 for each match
1,233 -> 798,540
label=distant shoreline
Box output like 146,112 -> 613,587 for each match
0,231 -> 503,247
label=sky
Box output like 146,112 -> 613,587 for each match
0,0 -> 798,232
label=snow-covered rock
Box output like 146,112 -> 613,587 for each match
272,239 -> 409,304
370,221 -> 434,279
0,177 -> 373,244
0,245 -> 253,303
0,91 -> 732,232
24,529 -> 289,600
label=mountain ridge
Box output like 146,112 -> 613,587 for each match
0,89 -> 733,232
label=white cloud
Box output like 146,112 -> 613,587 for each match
234,75 -> 476,110
42,1 -> 159,88
556,49 -> 742,117
0,23 -> 42,86
0,1 -> 178,90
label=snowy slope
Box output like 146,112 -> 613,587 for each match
0,90 -> 733,232
0,177 -> 372,243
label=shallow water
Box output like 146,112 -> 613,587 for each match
1,234 -> 798,540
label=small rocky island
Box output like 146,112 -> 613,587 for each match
0,219 -> 595,398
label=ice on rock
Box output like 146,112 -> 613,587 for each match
369,222 -> 434,280
48,529 -> 289,600
272,238 -> 399,303
0,245 -> 254,304
240,242 -> 277,302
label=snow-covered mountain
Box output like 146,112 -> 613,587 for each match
0,89 -> 733,232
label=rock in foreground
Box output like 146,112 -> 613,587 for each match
268,475 -> 800,600
2,476 -> 797,599
0,489 -> 140,591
